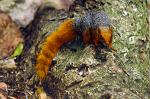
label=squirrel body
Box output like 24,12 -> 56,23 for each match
35,12 -> 113,80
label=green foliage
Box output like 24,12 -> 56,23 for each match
11,43 -> 24,58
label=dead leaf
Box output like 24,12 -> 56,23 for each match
0,82 -> 7,91
0,82 -> 16,99
0,82 -> 7,99
0,10 -> 24,59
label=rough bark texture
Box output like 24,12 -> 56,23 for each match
0,0 -> 149,98
22,0 -> 149,98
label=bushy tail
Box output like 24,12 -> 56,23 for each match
35,19 -> 76,80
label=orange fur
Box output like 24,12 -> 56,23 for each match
99,26 -> 113,48
82,27 -> 113,49
35,19 -> 76,80
35,18 -> 114,81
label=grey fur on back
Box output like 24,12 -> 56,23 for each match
73,11 -> 111,35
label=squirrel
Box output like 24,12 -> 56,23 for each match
35,12 -> 114,81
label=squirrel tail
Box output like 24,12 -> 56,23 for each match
35,19 -> 76,80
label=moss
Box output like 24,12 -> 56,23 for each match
50,0 -> 149,98
17,0 -> 149,98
